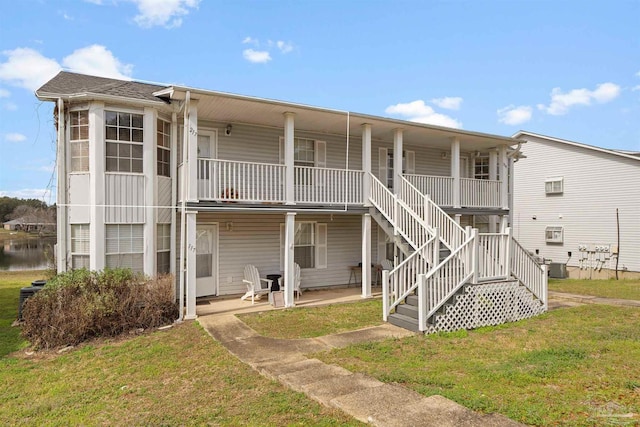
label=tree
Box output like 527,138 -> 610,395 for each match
0,197 -> 48,223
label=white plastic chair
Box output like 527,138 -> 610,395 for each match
241,265 -> 272,304
293,262 -> 302,300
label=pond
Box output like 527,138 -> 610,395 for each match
0,237 -> 56,271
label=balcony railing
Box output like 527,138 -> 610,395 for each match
405,174 -> 503,209
195,159 -> 364,205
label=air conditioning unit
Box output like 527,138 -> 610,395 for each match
549,262 -> 567,279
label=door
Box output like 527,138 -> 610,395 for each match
197,131 -> 217,198
196,224 -> 218,297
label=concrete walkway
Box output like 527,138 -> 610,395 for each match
198,305 -> 523,426
549,291 -> 640,308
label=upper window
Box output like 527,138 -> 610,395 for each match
157,119 -> 171,177
545,177 -> 563,194
545,226 -> 564,244
69,110 -> 89,172
474,157 -> 490,180
294,138 -> 315,167
105,111 -> 144,173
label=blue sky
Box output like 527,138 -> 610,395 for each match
1,0 -> 638,203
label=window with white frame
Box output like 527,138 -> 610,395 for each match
157,119 -> 171,177
105,111 -> 144,173
294,138 -> 315,167
157,223 -> 171,275
474,156 -> 490,180
70,224 -> 90,269
281,222 -> 327,270
69,110 -> 89,172
545,177 -> 563,194
106,224 -> 144,272
545,226 -> 564,243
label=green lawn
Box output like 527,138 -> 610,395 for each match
238,299 -> 383,339
0,271 -> 361,426
549,278 -> 640,300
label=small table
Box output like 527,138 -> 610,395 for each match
349,265 -> 382,286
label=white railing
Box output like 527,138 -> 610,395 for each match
197,159 -> 285,202
370,174 -> 395,224
477,233 -> 509,281
460,178 -> 502,208
511,237 -> 548,308
294,167 -> 364,205
405,174 -> 453,206
399,176 -> 466,251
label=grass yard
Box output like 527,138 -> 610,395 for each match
315,305 -> 640,426
238,299 -> 383,339
0,271 -> 361,426
549,278 -> 640,300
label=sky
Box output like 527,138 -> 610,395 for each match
0,0 -> 638,203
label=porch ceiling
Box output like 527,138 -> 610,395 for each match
172,87 -> 523,151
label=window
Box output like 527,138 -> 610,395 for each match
294,138 -> 315,167
157,224 -> 171,275
70,224 -> 90,269
69,110 -> 89,172
280,222 -> 327,270
545,177 -> 563,194
105,111 -> 144,173
106,224 -> 144,273
545,226 -> 564,243
157,119 -> 171,177
474,157 -> 490,180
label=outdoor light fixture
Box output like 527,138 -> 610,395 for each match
225,124 -> 232,136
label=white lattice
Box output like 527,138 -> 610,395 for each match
425,281 -> 545,334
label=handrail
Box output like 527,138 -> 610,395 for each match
511,237 -> 547,305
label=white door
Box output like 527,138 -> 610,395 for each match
460,156 -> 470,178
197,131 -> 217,198
196,224 -> 218,297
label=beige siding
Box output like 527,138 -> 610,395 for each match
156,176 -> 172,223
104,174 -> 146,223
513,136 -> 640,272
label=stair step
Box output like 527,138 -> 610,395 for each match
388,313 -> 420,332
396,303 -> 418,319
405,294 -> 418,306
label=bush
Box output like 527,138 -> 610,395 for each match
21,269 -> 178,349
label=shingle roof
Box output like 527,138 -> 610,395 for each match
36,71 -> 168,102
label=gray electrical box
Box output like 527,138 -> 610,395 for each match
549,262 -> 567,279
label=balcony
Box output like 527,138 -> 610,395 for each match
404,174 -> 504,209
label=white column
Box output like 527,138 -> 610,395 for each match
170,112 -> 178,277
361,213 -> 372,298
143,107 -> 157,276
186,99 -> 198,202
392,128 -> 403,195
185,210 -> 197,319
361,123 -> 372,205
283,212 -> 296,307
508,156 -> 515,229
284,113 -> 295,204
89,101 -> 105,271
489,149 -> 498,233
451,137 -> 461,208
56,98 -> 67,272
499,145 -> 509,210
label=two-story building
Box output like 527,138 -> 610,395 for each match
36,71 -> 546,332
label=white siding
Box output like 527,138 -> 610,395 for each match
156,176 -> 172,223
104,174 -> 145,223
513,135 -> 640,272
68,174 -> 90,223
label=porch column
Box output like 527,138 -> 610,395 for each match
361,213 -> 372,298
508,156 -> 515,228
451,137 -> 461,208
283,212 -> 296,307
56,98 -> 67,272
89,101 -> 105,271
393,128 -> 403,195
361,123 -> 372,205
186,98 -> 199,202
499,145 -> 509,210
489,149 -> 498,233
143,107 -> 157,276
284,112 -> 295,204
170,112 -> 178,277
185,210 -> 197,319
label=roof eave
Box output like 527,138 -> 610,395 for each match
35,91 -> 170,107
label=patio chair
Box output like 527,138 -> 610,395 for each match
241,265 -> 272,304
294,262 -> 302,300
381,259 -> 393,271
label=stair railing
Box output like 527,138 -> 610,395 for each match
399,176 -> 466,250
511,236 -> 548,309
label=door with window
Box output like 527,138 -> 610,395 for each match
197,131 -> 217,199
378,148 -> 415,190
196,224 -> 218,297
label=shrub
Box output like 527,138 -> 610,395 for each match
21,269 -> 178,349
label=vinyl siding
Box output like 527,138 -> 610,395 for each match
104,174 -> 145,223
513,136 -> 640,272
68,174 -> 90,223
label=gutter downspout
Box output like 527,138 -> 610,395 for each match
178,91 -> 190,322
56,98 -> 67,273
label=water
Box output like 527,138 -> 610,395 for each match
0,237 -> 56,271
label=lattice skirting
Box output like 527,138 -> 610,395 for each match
426,281 -> 546,334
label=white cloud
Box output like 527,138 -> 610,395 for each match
0,188 -> 53,200
131,0 -> 200,29
60,11 -> 73,20
632,85 -> 640,92
636,70 -> 640,77
242,49 -> 271,64
242,36 -> 257,45
3,102 -> 17,111
0,88 -> 9,97
385,100 -> 462,129
62,45 -> 133,80
430,96 -> 463,110
497,105 -> 533,125
537,82 -> 621,115
276,41 -> 293,54
0,48 -> 61,91
4,132 -> 27,142
84,0 -> 103,4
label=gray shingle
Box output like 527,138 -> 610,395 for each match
36,71 -> 167,102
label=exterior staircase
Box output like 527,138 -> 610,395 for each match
369,173 -> 548,333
